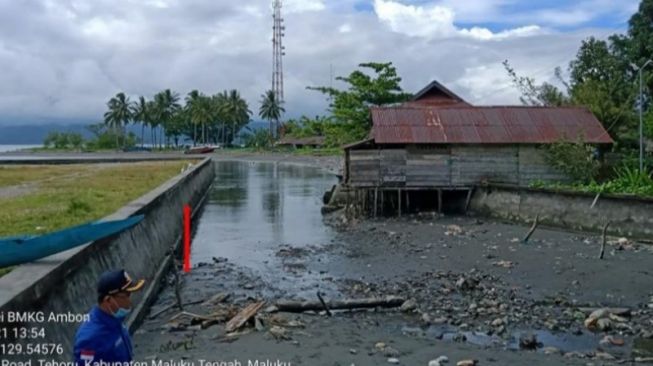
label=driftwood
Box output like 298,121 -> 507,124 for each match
275,296 -> 405,313
202,292 -> 231,307
522,214 -> 540,243
316,291 -> 332,316
150,298 -> 207,319
599,221 -> 611,260
225,301 -> 265,333
577,307 -> 631,316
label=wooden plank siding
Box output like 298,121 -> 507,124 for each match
518,146 -> 570,185
349,150 -> 380,187
451,146 -> 519,186
346,145 -> 570,188
379,149 -> 406,186
406,146 -> 451,186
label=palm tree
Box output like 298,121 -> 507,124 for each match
185,90 -> 202,145
103,92 -> 132,149
145,100 -> 159,148
154,89 -> 181,148
259,90 -> 284,138
131,96 -> 148,147
226,90 -> 252,145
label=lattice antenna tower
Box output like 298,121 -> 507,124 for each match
272,0 -> 285,107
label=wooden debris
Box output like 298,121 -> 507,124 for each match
202,292 -> 231,307
577,307 -> 631,316
225,301 -> 266,333
522,214 -> 539,243
276,296 -> 405,313
599,221 -> 610,260
316,291 -> 332,316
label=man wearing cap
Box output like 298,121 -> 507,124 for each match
73,269 -> 145,365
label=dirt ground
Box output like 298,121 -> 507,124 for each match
133,154 -> 653,366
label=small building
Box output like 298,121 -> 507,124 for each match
277,136 -> 326,149
343,81 -> 613,214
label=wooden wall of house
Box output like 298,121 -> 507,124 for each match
451,146 -> 519,186
406,146 -> 451,186
518,146 -> 570,185
347,145 -> 569,188
348,149 -> 380,186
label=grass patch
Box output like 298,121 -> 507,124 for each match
0,160 -> 195,238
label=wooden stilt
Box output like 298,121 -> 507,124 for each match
437,189 -> 442,214
406,191 -> 410,214
398,189 -> 402,217
464,188 -> 473,213
374,188 -> 378,218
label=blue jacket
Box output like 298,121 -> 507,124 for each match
73,306 -> 134,365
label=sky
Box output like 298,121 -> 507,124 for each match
0,0 -> 641,125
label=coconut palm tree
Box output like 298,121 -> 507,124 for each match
226,90 -> 252,144
131,96 -> 148,147
185,90 -> 202,145
258,90 -> 284,138
154,89 -> 181,148
103,92 -> 132,149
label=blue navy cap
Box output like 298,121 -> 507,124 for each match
97,269 -> 145,299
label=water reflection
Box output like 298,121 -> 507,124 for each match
192,160 -> 337,272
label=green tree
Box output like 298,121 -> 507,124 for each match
223,89 -> 252,145
103,92 -> 132,149
258,90 -> 284,138
131,96 -> 149,147
153,89 -> 181,148
69,133 -> 84,150
185,90 -> 202,145
308,62 -> 412,141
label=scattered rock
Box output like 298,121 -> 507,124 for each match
492,260 -> 514,269
445,225 -> 463,236
456,360 -> 477,366
401,299 -> 417,313
428,356 -> 449,366
375,342 -> 387,351
383,346 -> 400,358
491,318 -> 504,327
594,352 -> 615,360
542,347 -> 561,355
519,333 -> 539,350
387,358 -> 400,364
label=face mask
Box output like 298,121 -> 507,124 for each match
113,307 -> 131,320
109,296 -> 132,320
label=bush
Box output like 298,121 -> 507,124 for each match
544,141 -> 599,183
241,129 -> 272,149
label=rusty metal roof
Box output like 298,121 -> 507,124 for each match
371,106 -> 614,144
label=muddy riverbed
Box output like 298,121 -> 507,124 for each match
133,157 -> 653,366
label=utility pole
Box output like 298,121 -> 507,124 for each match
635,59 -> 652,172
272,0 -> 285,137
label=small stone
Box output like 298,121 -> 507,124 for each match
596,318 -> 612,331
543,347 -> 561,355
387,358 -> 400,364
456,360 -> 476,366
384,346 -> 400,358
375,342 -> 386,350
491,318 -> 504,327
519,333 -> 538,349
401,299 -> 417,312
349,349 -> 358,354
594,352 -> 615,360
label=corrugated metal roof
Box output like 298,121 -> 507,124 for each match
371,106 -> 614,144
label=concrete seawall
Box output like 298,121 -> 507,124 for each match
0,157 -> 215,361
470,184 -> 653,240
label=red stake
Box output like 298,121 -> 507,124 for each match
183,204 -> 191,273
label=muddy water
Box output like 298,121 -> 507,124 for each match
191,161 -> 338,297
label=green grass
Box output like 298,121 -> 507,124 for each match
221,146 -> 343,156
0,161 -> 195,238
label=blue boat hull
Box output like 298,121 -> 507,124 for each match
0,215 -> 144,268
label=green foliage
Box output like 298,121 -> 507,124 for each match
531,163 -> 653,197
259,90 -> 284,137
308,62 -> 411,141
503,61 -> 571,106
544,141 -> 600,183
42,132 -> 84,150
241,128 -> 272,149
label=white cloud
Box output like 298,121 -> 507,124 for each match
0,0 -> 628,124
373,0 -> 542,40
